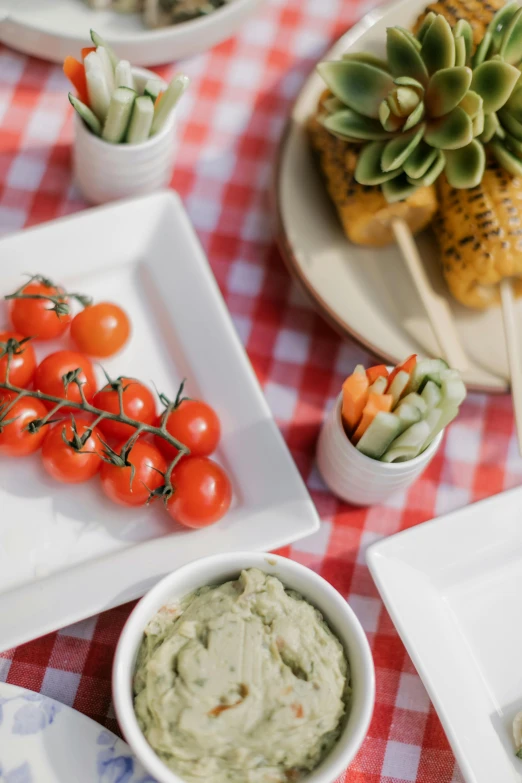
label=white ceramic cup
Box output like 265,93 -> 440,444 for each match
72,69 -> 175,205
113,552 -> 375,783
317,392 -> 443,506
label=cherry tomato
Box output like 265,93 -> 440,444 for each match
41,417 -> 102,484
155,399 -> 220,459
10,281 -> 71,340
34,350 -> 97,409
100,440 -> 166,507
166,456 -> 232,528
0,331 -> 36,388
71,302 -> 130,358
93,378 -> 156,441
0,395 -> 48,456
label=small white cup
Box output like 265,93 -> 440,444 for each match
72,69 -> 175,205
317,393 -> 443,506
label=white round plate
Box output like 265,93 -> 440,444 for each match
0,0 -> 262,66
274,0 -> 514,393
0,681 -> 156,783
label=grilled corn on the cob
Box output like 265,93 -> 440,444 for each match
416,0 -> 522,308
308,92 -> 438,247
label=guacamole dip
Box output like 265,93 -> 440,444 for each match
134,568 -> 350,783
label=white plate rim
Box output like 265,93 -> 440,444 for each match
271,0 -> 509,395
0,190 -> 320,652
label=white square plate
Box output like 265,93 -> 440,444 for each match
0,191 -> 319,652
367,488 -> 522,783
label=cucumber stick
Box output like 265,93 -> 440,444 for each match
421,380 -> 442,409
151,74 -> 189,135
396,403 -> 421,432
369,376 -> 387,395
381,410 -> 442,463
440,371 -> 467,406
144,79 -> 162,100
126,96 -> 154,144
90,30 -> 119,69
356,412 -> 402,459
407,358 -> 448,394
396,392 -> 427,416
85,65 -> 111,122
96,46 -> 115,94
102,87 -> 136,143
388,370 -> 409,406
69,93 -> 102,136
115,59 -> 134,90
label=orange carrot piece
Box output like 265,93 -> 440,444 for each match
366,365 -> 389,384
386,354 -> 417,391
342,370 -> 369,434
352,393 -> 393,444
154,92 -> 163,108
63,56 -> 89,105
81,46 -> 96,61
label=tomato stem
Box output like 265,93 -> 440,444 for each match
4,274 -> 92,318
0,341 -> 190,460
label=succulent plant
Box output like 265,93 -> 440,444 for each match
317,12 -> 521,201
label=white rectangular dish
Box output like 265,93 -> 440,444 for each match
0,191 -> 319,652
367,487 -> 522,783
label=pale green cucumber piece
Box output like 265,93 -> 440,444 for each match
151,74 -> 189,135
69,93 -> 102,135
396,392 -> 427,416
369,375 -> 388,394
381,408 -> 442,462
126,96 -> 154,144
356,412 -> 402,459
406,358 -> 449,393
388,369 -> 410,406
90,29 -> 120,69
102,87 -> 136,143
115,60 -> 134,89
396,403 -> 422,432
422,401 -> 459,449
440,372 -> 467,406
144,79 -> 163,100
421,380 -> 442,409
85,65 -> 111,122
96,46 -> 115,93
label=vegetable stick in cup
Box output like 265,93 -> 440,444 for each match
150,74 -> 189,135
126,96 -> 154,144
63,56 -> 89,105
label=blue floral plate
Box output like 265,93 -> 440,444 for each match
0,682 -> 156,783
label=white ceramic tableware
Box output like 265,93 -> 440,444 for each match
367,486 -> 522,783
0,192 -> 319,652
0,681 -> 151,783
0,0 -> 264,65
274,0 -> 515,394
113,551 -> 376,783
317,393 -> 443,506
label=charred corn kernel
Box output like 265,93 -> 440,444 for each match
414,0 -> 504,45
435,159 -> 522,308
308,93 -> 438,247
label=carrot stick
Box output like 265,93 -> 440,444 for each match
63,56 -> 89,106
352,393 -> 393,444
82,46 -> 97,61
366,365 -> 389,384
342,368 -> 369,434
154,92 -> 163,109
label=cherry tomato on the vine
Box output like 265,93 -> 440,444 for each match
0,395 -> 48,456
166,456 -> 232,528
71,302 -> 130,358
0,331 -> 36,388
34,350 -> 97,409
100,440 -> 166,507
10,281 -> 71,340
93,378 -> 156,441
41,417 -> 102,484
155,399 -> 220,459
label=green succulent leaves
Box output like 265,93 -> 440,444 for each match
317,7 -> 522,202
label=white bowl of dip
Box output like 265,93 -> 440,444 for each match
113,551 -> 375,783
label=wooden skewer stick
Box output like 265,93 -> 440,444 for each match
500,278 -> 522,456
392,218 -> 469,372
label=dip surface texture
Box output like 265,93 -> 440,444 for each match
133,568 -> 350,783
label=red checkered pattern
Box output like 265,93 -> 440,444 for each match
0,1 -> 519,780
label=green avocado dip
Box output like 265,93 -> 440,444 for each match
133,568 -> 350,783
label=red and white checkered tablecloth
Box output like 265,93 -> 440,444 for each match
0,1 -> 520,781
